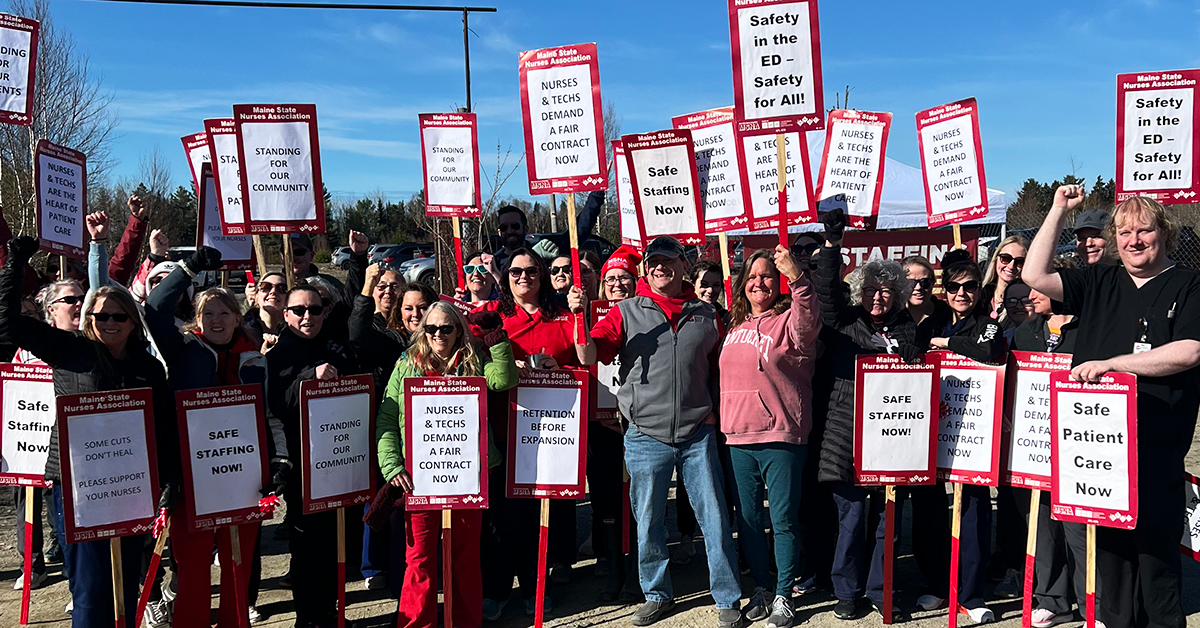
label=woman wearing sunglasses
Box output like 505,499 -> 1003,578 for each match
813,209 -> 921,623
457,251 -> 498,304
245,272 -> 288,348
377,301 -> 517,628
0,236 -> 177,628
143,245 -> 282,628
266,284 -> 358,628
981,236 -> 1029,329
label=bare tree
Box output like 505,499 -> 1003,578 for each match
0,0 -> 117,234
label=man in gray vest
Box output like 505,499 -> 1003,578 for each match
574,236 -> 743,628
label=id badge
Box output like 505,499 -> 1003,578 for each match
1134,342 -> 1152,354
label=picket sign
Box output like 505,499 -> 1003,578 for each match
815,109 -> 892,231
403,377 -> 488,510
588,301 -> 620,424
0,14 -> 38,126
35,139 -> 87,259
736,131 -> 817,236
1050,371 -> 1138,628
1183,472 -> 1200,562
197,164 -> 254,271
671,107 -> 746,234
1115,69 -> 1200,204
621,129 -> 705,246
420,112 -> 482,218
232,104 -> 325,235
916,98 -> 990,228
181,132 -> 211,196
611,140 -> 644,248
204,118 -> 248,236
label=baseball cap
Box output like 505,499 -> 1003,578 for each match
1073,209 -> 1109,235
290,234 -> 314,250
643,236 -> 686,260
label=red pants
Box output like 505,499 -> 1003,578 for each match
171,522 -> 258,628
398,510 -> 483,628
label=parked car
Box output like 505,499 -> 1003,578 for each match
331,246 -> 352,268
366,243 -> 395,260
370,243 -> 432,266
399,255 -> 437,289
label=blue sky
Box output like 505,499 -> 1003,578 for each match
47,0 -> 1200,203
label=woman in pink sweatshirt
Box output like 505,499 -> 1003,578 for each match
719,246 -> 821,628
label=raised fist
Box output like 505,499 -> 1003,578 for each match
821,208 -> 846,241
6,236 -> 37,264
184,246 -> 223,273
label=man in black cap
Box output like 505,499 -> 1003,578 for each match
492,191 -> 605,271
1073,208 -> 1110,266
284,233 -> 344,291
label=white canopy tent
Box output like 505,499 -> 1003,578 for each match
728,131 -> 1008,234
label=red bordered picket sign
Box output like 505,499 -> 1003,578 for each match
1002,351 -> 1072,490
853,355 -> 938,486
419,112 -> 482,218
672,107 -> 748,233
622,129 -> 705,246
916,98 -> 990,228
519,43 -> 607,194
929,351 -> 1005,486
438,294 -> 479,317
506,369 -> 588,499
58,388 -> 159,543
1116,69 -> 1200,204
181,131 -> 211,197
816,109 -> 891,230
589,301 -> 619,424
1049,372 -> 1138,529
1183,472 -> 1200,562
299,375 -> 376,515
175,384 -> 270,532
612,140 -> 644,248
728,0 -> 824,136
736,130 -> 817,232
35,140 -> 86,259
233,103 -> 325,234
204,118 -> 247,236
0,363 -> 54,487
403,376 -> 488,510
196,163 -> 254,271
0,14 -> 38,126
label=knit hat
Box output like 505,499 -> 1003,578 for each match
600,245 -> 642,278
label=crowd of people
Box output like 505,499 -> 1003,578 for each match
3,184 -> 1197,628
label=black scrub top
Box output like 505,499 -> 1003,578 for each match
1058,262 -> 1200,477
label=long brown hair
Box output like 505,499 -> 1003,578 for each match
83,287 -> 147,347
728,249 -> 791,328
404,301 -> 484,376
387,283 -> 439,333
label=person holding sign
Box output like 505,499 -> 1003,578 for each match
719,246 -> 821,628
577,236 -> 743,628
1024,187 -> 1200,628
376,302 -> 518,628
266,284 -> 358,628
0,236 -> 177,628
811,210 -> 921,623
143,245 -> 282,628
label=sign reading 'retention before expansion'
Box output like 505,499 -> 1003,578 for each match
419,112 -> 481,218
916,98 -> 990,228
1116,69 -> 1200,204
233,104 -> 325,234
35,140 -> 87,259
672,107 -> 747,233
728,0 -> 824,135
0,15 -> 37,126
519,43 -> 607,194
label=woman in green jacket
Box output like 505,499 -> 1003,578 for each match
377,301 -> 517,628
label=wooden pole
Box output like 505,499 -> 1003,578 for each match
774,133 -> 789,248
548,193 -> 557,232
717,232 -> 733,307
451,217 -> 465,291
283,236 -> 296,290
59,254 -> 66,281
442,509 -> 453,628
566,194 -> 586,342
952,223 -> 963,250
1085,524 -> 1096,628
110,537 -> 125,628
882,485 -> 896,625
134,518 -> 171,628
337,508 -> 347,628
1021,489 -> 1042,628
19,486 -> 33,624
252,236 -> 267,281
534,498 -> 551,628
221,270 -> 230,289
948,483 -> 963,628
230,526 -> 248,628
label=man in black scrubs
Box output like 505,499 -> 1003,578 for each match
1025,184 -> 1200,628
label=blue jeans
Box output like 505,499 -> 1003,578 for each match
56,485 -> 145,628
624,424 -> 741,609
730,443 -> 806,597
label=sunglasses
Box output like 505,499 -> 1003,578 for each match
286,305 -> 326,317
910,278 -> 933,289
375,282 -> 402,292
292,248 -> 309,257
498,223 -> 523,232
997,253 -> 1026,266
53,295 -> 83,306
423,324 -> 456,337
259,282 -> 285,294
945,280 -> 980,294
463,265 -> 489,276
1005,297 -> 1033,307
91,311 -> 130,323
549,265 -> 571,276
509,266 -> 539,278
863,286 -> 893,298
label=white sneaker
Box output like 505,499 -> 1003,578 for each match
965,606 -> 995,625
917,594 -> 947,611
65,600 -> 73,614
1030,608 -> 1069,628
247,605 -> 264,624
13,570 -> 48,590
364,573 -> 388,590
670,535 -> 696,565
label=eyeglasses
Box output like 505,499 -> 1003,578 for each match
259,282 -> 285,294
604,275 -> 635,286
997,253 -> 1025,266
423,324 -> 456,337
463,265 -> 489,276
286,305 -> 326,317
509,267 -> 539,278
53,295 -> 83,306
863,286 -> 893,299
549,265 -> 571,276
1005,297 -> 1033,307
945,280 -> 980,294
91,312 -> 130,323
498,223 -> 523,232
910,278 -> 933,289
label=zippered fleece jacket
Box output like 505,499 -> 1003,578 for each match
719,276 -> 822,446
590,279 -> 723,445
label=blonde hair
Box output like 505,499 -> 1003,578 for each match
982,235 -> 1030,287
183,288 -> 246,337
1104,196 -> 1179,256
404,301 -> 485,377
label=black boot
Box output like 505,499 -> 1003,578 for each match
599,518 -> 624,601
